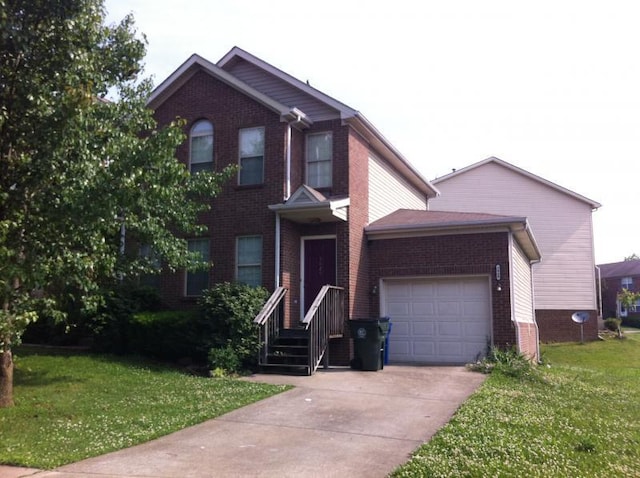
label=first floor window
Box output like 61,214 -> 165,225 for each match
619,298 -> 640,317
239,127 -> 264,185
306,132 -> 332,188
186,238 -> 210,296
622,277 -> 633,289
139,244 -> 160,289
236,235 -> 262,287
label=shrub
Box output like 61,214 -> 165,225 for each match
200,282 -> 269,372
604,317 -> 621,331
467,346 -> 538,380
128,285 -> 163,312
89,283 -> 163,353
128,310 -> 202,361
622,315 -> 640,329
208,345 -> 241,375
604,317 -> 622,332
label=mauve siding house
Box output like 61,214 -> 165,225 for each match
430,157 -> 602,343
147,47 -> 542,369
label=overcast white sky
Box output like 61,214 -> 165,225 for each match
105,0 -> 640,265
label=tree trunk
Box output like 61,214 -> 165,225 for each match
0,348 -> 14,408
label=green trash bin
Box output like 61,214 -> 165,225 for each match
349,318 -> 389,371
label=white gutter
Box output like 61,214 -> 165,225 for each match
275,214 -> 281,288
595,265 -> 603,319
286,124 -> 292,201
275,116 -> 298,289
530,254 -> 541,362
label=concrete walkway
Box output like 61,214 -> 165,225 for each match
4,365 -> 485,478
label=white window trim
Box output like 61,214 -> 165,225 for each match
189,120 -> 214,173
238,126 -> 265,185
185,238 -> 210,297
306,131 -> 333,188
236,235 -> 263,286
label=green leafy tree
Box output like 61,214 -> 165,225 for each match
0,0 -> 233,407
617,288 -> 640,338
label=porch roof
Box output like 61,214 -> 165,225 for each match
366,209 -> 542,261
268,185 -> 349,223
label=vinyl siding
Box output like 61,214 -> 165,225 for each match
512,238 -> 535,324
223,59 -> 340,120
368,154 -> 426,223
430,162 -> 597,310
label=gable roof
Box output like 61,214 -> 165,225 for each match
148,47 -> 438,198
147,53 -> 313,127
268,185 -> 349,223
217,47 -> 358,120
598,260 -> 640,278
432,157 -> 601,210
366,209 -> 541,261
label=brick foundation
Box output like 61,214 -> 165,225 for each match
516,321 -> 539,361
536,309 -> 598,343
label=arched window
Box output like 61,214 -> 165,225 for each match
189,120 -> 213,173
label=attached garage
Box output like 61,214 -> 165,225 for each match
366,209 -> 543,362
382,277 -> 491,364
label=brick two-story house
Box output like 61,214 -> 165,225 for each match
148,47 -> 542,372
598,260 -> 640,321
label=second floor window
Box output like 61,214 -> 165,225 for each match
306,132 -> 332,188
622,277 -> 633,290
186,238 -> 210,296
236,235 -> 262,287
239,127 -> 264,185
190,120 -> 213,173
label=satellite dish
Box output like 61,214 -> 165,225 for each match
571,311 -> 590,324
571,311 -> 590,343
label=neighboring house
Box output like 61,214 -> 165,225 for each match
429,157 -> 601,342
598,260 -> 640,321
147,47 -> 542,372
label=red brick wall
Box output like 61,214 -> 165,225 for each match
328,126 -> 371,365
536,309 -> 598,342
516,321 -> 539,361
600,275 -> 640,321
153,70 -> 287,309
368,232 -> 518,349
279,218 -> 301,326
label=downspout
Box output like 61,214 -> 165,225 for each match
275,214 -> 281,288
274,123 -> 294,289
596,264 -> 602,317
286,123 -> 292,200
530,258 -> 541,363
525,222 -> 542,362
508,233 -> 519,354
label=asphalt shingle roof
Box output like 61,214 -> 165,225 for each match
598,260 -> 640,278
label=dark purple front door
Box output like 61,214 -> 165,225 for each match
303,238 -> 336,313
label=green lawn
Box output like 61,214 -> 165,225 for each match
0,347 -> 289,469
392,334 -> 640,477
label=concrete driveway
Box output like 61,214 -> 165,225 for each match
8,365 -> 485,478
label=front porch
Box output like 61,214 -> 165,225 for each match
254,285 -> 345,375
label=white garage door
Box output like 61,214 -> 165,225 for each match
383,277 -> 491,364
